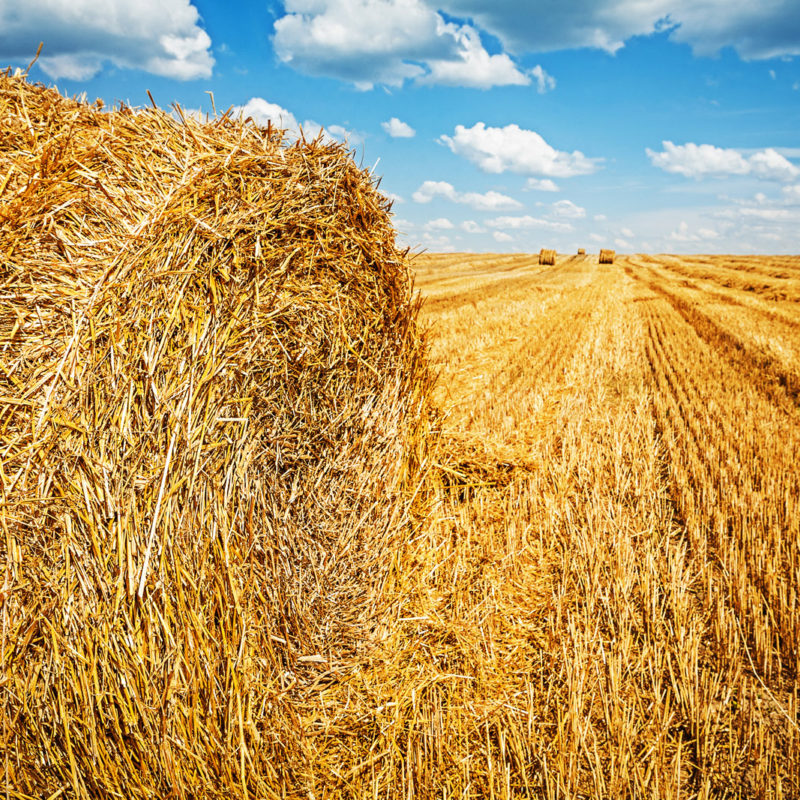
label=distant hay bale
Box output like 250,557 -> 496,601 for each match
0,70 -> 434,796
577,248 -> 586,255
599,248 -> 616,264
539,248 -> 556,265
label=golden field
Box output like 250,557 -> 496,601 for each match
398,250 -> 800,798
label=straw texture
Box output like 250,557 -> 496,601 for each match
0,71 -> 434,798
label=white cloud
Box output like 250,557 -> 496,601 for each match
272,0 -> 528,89
594,213 -> 607,221
552,199 -> 586,218
382,117 -> 416,138
420,21 -> 530,88
493,231 -> 514,243
425,217 -> 455,230
1,0 -> 213,80
647,141 -> 799,182
620,227 -> 635,238
526,178 -> 560,192
590,233 -> 606,243
487,215 -> 573,232
273,0 -> 434,88
769,69 -> 777,79
531,65 -> 556,93
440,123 -> 599,178
461,220 -> 486,233
614,238 -> 631,249
268,1 -> 800,90
412,180 -> 521,211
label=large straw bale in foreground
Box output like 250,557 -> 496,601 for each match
0,72 -> 433,797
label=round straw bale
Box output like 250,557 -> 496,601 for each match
599,248 -> 616,264
0,71 -> 434,796
538,248 -> 556,265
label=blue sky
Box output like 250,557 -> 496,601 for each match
2,0 -> 800,254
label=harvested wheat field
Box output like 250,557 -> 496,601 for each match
2,70 -> 800,799
411,250 -> 800,798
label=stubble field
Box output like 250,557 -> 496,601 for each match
383,251 -> 800,797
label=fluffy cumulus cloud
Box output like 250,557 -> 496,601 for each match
418,22 -> 531,89
440,123 -> 599,178
273,0 -> 529,89
0,0 -> 213,80
382,117 -> 416,138
461,220 -> 486,233
412,180 -> 522,211
647,141 -> 800,182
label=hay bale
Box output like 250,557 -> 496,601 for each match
0,71 -> 434,797
599,248 -> 616,264
538,248 -> 556,265
577,248 -> 586,255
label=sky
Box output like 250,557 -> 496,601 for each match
2,0 -> 800,254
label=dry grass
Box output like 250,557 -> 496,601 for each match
2,70 -> 799,799
405,250 -> 799,798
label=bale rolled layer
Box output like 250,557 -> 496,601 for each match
0,71 -> 434,797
